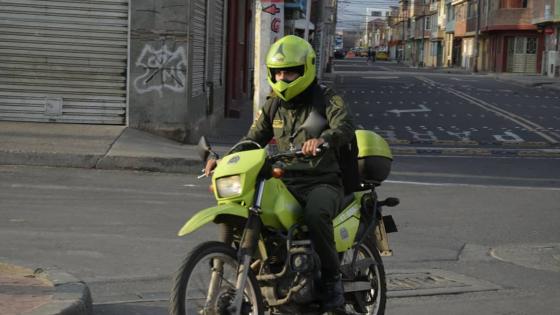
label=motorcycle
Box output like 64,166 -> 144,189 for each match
170,115 -> 398,315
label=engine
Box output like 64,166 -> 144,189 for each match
258,227 -> 322,309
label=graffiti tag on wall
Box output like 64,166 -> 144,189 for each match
134,45 -> 187,96
262,1 -> 284,40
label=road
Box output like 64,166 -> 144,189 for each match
332,59 -> 560,148
1,62 -> 560,314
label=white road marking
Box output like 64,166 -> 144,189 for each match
386,180 -> 560,191
416,76 -> 560,144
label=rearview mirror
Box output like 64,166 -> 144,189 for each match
197,136 -> 211,161
296,110 -> 329,139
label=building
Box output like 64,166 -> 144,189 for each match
426,0 -> 446,68
480,0 -> 543,73
533,0 -> 560,77
0,0 -> 255,143
443,0 -> 456,67
364,7 -> 392,48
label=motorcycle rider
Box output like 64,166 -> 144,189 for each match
205,34 -> 356,313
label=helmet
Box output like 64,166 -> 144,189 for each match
265,35 -> 316,101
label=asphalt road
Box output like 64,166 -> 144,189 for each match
2,63 -> 560,315
1,161 -> 559,315
332,60 -> 560,148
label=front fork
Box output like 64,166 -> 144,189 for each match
228,179 -> 266,315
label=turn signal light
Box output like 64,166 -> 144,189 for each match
209,184 -> 215,193
271,167 -> 284,178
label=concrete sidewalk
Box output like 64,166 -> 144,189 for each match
0,121 -> 210,174
490,72 -> 560,91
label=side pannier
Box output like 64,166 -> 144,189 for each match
355,130 -> 393,184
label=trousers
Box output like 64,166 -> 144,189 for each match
288,182 -> 343,277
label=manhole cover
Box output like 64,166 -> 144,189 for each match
387,269 -> 501,298
491,243 -> 560,273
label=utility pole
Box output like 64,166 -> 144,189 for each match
253,0 -> 284,117
473,0 -> 481,72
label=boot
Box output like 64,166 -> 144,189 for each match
321,274 -> 345,313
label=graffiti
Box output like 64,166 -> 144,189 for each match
271,17 -> 281,33
134,45 -> 187,96
263,4 -> 280,15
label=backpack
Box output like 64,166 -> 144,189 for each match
267,84 -> 360,195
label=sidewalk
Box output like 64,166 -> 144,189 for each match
391,62 -> 560,91
0,262 -> 91,315
0,121 -> 213,174
489,72 -> 560,91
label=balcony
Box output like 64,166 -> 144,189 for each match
482,7 -> 536,31
430,1 -> 439,13
532,4 -> 556,24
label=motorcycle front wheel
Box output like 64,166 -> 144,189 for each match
341,237 -> 387,315
170,241 -> 264,315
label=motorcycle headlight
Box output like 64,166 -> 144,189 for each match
215,175 -> 242,198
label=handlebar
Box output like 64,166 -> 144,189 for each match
270,142 -> 330,161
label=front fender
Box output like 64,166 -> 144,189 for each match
178,203 -> 248,236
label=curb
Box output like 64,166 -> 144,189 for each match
24,268 -> 92,315
1,261 -> 92,315
0,151 -> 203,174
26,268 -> 92,315
95,155 -> 202,174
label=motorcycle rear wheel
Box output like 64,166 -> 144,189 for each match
170,241 -> 265,315
341,237 -> 387,315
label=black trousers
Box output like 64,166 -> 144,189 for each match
288,182 -> 343,278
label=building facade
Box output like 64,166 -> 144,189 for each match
480,0 -> 543,73
390,0 -> 554,75
533,0 -> 560,77
0,0 -> 256,143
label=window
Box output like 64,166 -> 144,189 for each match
526,37 -> 537,54
500,0 -> 529,9
425,16 -> 431,30
467,2 -> 476,18
447,4 -> 455,21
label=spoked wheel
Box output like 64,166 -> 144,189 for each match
340,238 -> 387,315
170,241 -> 264,315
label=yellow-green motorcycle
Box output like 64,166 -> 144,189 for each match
170,128 -> 398,315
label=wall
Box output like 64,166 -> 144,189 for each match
129,0 -> 229,143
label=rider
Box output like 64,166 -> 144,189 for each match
205,35 -> 355,312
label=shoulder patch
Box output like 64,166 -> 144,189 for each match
330,95 -> 345,108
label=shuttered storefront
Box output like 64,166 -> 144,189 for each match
191,0 -> 207,98
212,0 -> 225,88
0,0 -> 129,124
507,36 -> 537,74
191,0 -> 226,97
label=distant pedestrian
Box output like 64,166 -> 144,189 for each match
367,47 -> 375,64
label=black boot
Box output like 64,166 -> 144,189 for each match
321,275 -> 345,313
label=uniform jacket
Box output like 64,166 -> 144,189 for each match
238,83 -> 355,187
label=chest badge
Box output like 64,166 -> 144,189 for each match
272,119 -> 284,129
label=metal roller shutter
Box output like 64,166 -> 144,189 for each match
0,0 -> 128,124
212,0 -> 225,87
191,0 -> 207,97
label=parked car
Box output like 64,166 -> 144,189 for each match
334,49 -> 345,59
376,51 -> 389,61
